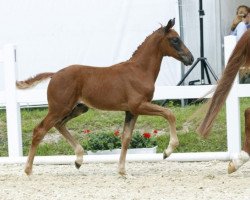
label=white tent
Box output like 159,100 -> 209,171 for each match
0,0 -> 249,92
0,0 -> 181,92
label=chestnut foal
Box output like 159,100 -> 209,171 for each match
197,30 -> 250,173
17,19 -> 194,175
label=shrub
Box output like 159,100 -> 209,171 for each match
82,130 -> 157,152
82,131 -> 121,152
130,132 -> 157,148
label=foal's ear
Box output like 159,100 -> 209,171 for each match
164,18 -> 175,33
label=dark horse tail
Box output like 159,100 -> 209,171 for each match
16,72 -> 54,89
197,30 -> 250,138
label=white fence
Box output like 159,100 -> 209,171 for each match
0,36 -> 248,164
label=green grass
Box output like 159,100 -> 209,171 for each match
0,98 -> 250,156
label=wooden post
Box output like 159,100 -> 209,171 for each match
224,36 -> 241,156
3,44 -> 23,157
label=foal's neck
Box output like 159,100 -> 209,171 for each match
129,31 -> 164,81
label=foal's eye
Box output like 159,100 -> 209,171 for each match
171,37 -> 179,44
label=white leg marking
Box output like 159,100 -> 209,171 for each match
232,151 -> 249,170
75,145 -> 84,165
164,138 -> 179,157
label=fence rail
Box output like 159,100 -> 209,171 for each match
0,35 -> 248,164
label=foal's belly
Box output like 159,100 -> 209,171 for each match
82,98 -> 129,111
81,92 -> 129,111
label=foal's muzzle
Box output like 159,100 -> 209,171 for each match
181,52 -> 194,66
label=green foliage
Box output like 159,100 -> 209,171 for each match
82,132 -> 121,151
36,140 -> 74,156
0,97 -> 250,156
81,131 -> 157,152
0,109 -> 7,156
156,131 -> 227,153
130,132 -> 157,148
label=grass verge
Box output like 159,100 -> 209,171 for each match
0,98 -> 249,156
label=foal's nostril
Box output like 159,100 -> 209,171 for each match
191,56 -> 194,64
191,55 -> 194,63
188,53 -> 194,64
180,52 -> 194,65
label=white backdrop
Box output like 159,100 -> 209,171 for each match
0,0 -> 181,92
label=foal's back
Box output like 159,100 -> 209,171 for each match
47,62 -> 139,111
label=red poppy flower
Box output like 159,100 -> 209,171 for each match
83,129 -> 91,134
153,130 -> 158,134
114,130 -> 120,136
143,132 -> 151,139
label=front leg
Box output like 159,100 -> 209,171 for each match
118,111 -> 138,175
132,102 -> 179,159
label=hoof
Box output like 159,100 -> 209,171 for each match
163,151 -> 169,159
75,161 -> 81,169
24,168 -> 32,176
228,161 -> 237,174
119,171 -> 126,176
24,164 -> 33,176
118,168 -> 126,176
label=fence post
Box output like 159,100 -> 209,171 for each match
224,36 -> 241,156
3,44 -> 23,157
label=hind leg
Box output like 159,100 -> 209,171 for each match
25,103 -> 88,175
243,108 -> 250,155
228,108 -> 250,174
55,124 -> 84,169
25,113 -> 58,175
55,103 -> 89,169
118,111 -> 138,175
59,103 -> 89,126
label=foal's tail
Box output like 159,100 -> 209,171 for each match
16,72 -> 54,89
197,30 -> 250,138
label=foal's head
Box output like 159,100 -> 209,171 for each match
159,19 -> 194,66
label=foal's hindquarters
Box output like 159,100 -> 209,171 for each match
228,107 -> 250,174
24,68 -> 89,175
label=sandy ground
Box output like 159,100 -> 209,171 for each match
1,161 -> 250,200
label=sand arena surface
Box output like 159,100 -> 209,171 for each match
1,161 -> 250,200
